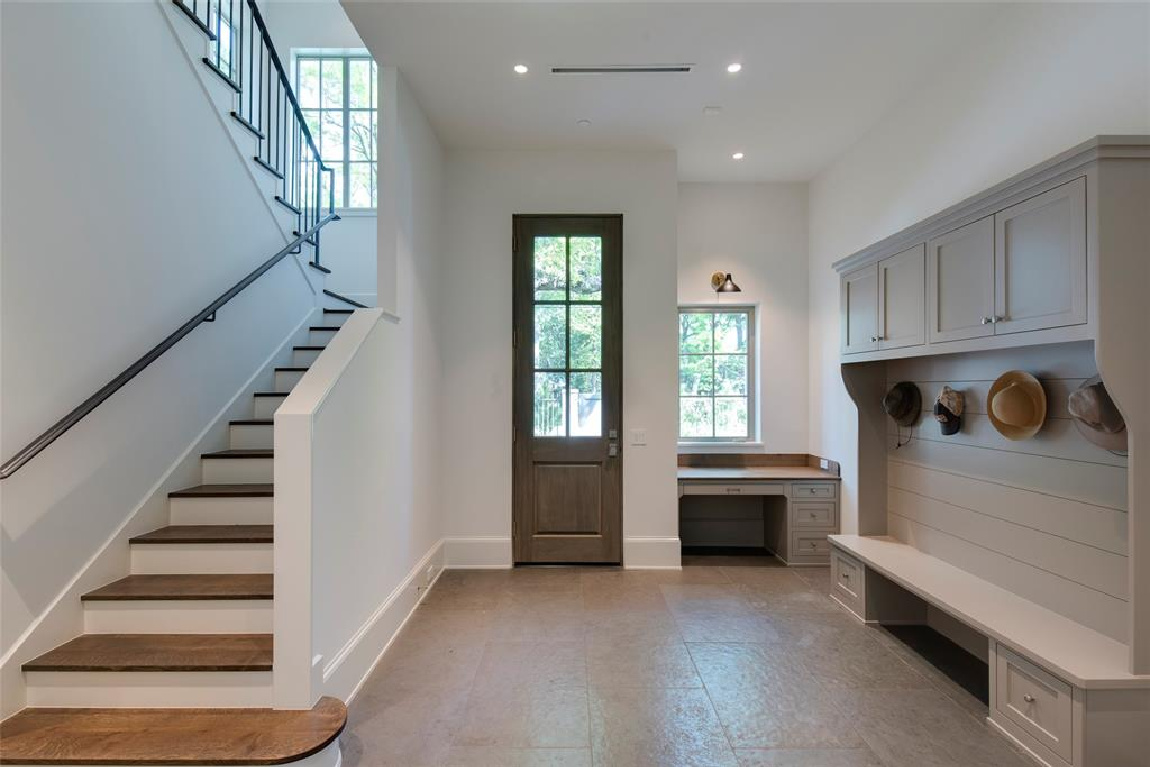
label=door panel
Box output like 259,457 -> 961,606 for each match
927,216 -> 995,343
840,266 -> 878,354
878,244 -> 926,350
513,215 -> 622,564
994,177 -> 1087,335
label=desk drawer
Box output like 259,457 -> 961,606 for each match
680,482 -> 783,497
791,501 -> 838,530
790,532 -> 831,560
791,482 -> 837,499
994,646 -> 1073,763
830,547 -> 865,617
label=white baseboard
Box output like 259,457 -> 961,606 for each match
323,538 -> 446,703
624,536 -> 682,569
444,536 -> 513,569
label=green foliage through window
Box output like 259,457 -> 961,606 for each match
295,53 -> 377,209
679,308 -> 754,440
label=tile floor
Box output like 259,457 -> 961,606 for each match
342,565 -> 1035,767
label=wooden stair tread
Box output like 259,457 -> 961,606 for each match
169,484 -> 273,498
23,634 -> 272,672
274,366 -> 309,372
0,697 -> 345,765
252,391 -> 289,398
292,345 -> 326,351
130,525 -> 273,544
201,450 -> 273,460
230,418 -> 273,426
309,325 -> 340,331
82,574 -> 272,601
322,308 -> 353,315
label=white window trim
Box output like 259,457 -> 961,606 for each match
677,305 -> 758,444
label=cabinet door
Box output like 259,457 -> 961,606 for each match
993,177 -> 1087,335
840,265 -> 878,354
927,216 -> 995,343
878,244 -> 925,350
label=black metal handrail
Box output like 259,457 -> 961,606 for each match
0,215 -> 339,481
176,0 -> 336,260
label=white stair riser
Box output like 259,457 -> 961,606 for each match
275,368 -> 307,390
253,396 -> 286,419
201,457 -> 273,484
321,312 -> 352,327
130,543 -> 273,574
322,294 -> 357,311
292,348 -> 323,366
84,600 -> 273,634
308,329 -> 337,345
229,423 -> 273,450
24,670 -> 273,707
169,497 -> 272,525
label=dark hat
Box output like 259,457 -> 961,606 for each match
1068,377 -> 1127,454
933,386 -> 964,436
883,382 -> 921,428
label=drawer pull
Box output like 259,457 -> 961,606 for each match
1023,695 -> 1035,703
841,573 -> 849,579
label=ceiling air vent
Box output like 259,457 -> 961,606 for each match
550,63 -> 694,75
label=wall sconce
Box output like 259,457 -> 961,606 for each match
710,271 -> 742,293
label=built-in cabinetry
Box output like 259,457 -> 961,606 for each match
841,175 -> 1088,358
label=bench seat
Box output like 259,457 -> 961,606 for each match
829,534 -> 1147,690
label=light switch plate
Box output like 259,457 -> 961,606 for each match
630,428 -> 648,446
820,458 -> 830,470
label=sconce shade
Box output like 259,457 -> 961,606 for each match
716,273 -> 741,292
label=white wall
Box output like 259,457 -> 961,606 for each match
808,2 -> 1150,534
441,150 -> 680,567
678,183 -> 809,453
263,0 -> 377,304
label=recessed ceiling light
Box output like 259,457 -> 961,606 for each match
577,119 -> 592,127
726,62 -> 742,74
732,152 -> 745,160
513,64 -> 529,74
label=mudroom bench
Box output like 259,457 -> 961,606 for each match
829,534 -> 1149,767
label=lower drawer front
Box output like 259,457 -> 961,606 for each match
830,548 -> 864,616
791,501 -> 837,529
995,646 -> 1073,762
791,533 -> 830,559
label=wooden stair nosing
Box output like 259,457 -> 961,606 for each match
275,366 -> 310,372
130,525 -> 273,545
0,697 -> 346,766
253,391 -> 290,398
82,573 -> 273,602
308,325 -> 341,332
200,449 -> 273,460
22,634 -> 273,673
322,308 -> 353,315
292,345 -> 326,351
169,484 -> 273,498
229,418 -> 274,426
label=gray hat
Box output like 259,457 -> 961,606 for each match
1068,377 -> 1127,454
883,382 -> 921,428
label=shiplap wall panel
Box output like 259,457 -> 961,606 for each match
887,514 -> 1127,642
884,341 -> 1129,642
888,462 -> 1127,556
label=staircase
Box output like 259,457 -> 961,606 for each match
0,308 -> 356,763
0,0 -> 361,761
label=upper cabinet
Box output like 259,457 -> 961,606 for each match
927,217 -> 995,343
837,159 -> 1093,360
993,177 -> 1087,335
878,245 -> 925,350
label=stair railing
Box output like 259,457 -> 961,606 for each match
175,0 -> 335,258
0,0 -> 342,480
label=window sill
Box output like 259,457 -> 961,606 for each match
677,442 -> 765,454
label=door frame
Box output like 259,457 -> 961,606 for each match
511,214 -> 624,565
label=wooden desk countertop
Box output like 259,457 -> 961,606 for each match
677,467 -> 841,482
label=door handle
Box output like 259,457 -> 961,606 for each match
608,442 -> 619,458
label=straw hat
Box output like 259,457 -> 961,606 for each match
1068,377 -> 1127,454
987,371 -> 1046,441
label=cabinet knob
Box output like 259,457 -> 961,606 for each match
1023,694 -> 1035,703
980,316 -> 992,325
992,315 -> 1004,323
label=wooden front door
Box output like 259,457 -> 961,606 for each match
513,215 -> 623,564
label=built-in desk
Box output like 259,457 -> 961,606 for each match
677,461 -> 841,565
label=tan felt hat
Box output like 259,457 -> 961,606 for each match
1068,376 -> 1127,454
987,371 -> 1047,441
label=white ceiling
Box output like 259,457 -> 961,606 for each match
342,2 -> 1003,182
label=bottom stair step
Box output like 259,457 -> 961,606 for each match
0,696 -> 346,765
